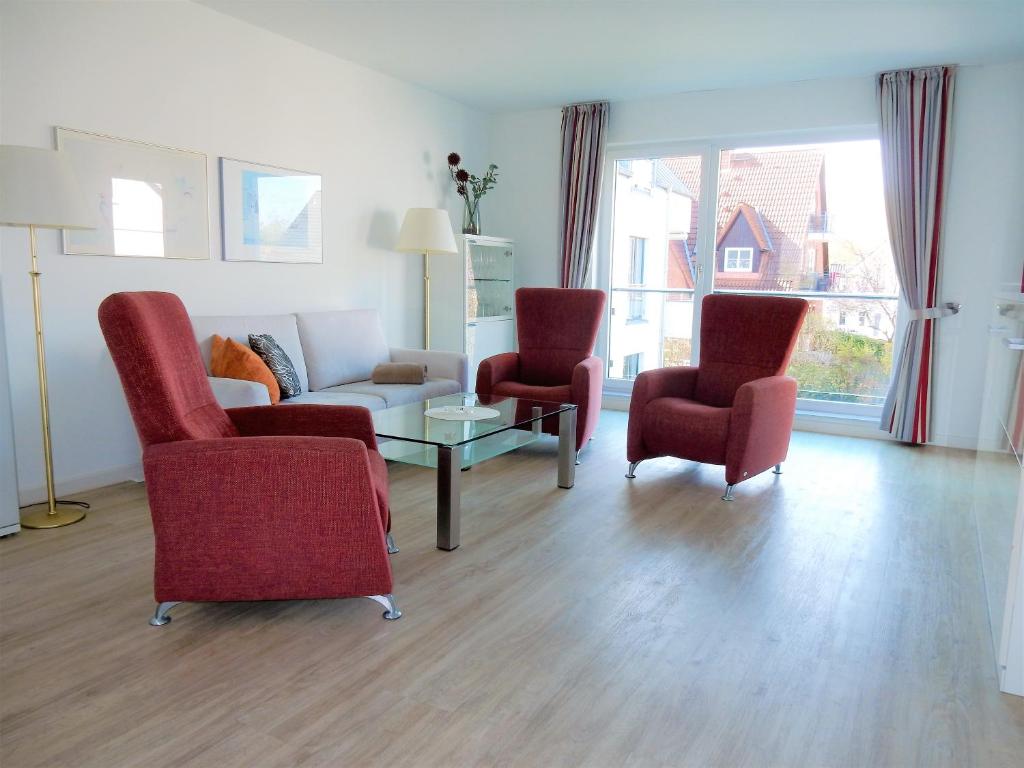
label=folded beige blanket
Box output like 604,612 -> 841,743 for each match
371,362 -> 426,385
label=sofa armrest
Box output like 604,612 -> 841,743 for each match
627,366 -> 700,462
475,352 -> 521,395
209,376 -> 272,408
725,375 -> 799,485
390,347 -> 469,390
142,436 -> 391,601
226,404 -> 378,450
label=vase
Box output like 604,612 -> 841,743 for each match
462,198 -> 481,235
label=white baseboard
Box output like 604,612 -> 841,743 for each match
0,522 -> 21,537
17,463 -> 143,506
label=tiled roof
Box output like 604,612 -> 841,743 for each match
667,239 -> 695,292
662,149 -> 825,291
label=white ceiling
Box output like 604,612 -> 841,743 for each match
197,0 -> 1024,112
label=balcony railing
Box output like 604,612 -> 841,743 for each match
608,286 -> 898,406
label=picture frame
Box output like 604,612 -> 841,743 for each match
219,158 -> 323,264
54,127 -> 210,260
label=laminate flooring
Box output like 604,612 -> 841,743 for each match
2,412 -> 1022,767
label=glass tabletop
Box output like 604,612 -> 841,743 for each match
372,392 -> 574,447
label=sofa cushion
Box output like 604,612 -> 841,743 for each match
280,391 -> 387,411
211,335 -> 280,403
642,397 -> 731,465
191,314 -> 309,393
296,310 -> 390,390
248,334 -> 303,399
322,377 -> 460,408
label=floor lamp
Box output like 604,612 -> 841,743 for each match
396,208 -> 457,350
0,146 -> 95,529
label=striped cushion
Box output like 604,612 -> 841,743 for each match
249,334 -> 302,399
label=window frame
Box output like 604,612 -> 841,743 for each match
723,246 -> 754,273
628,236 -> 646,285
593,125 -> 899,423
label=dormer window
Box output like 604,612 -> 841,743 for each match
723,247 -> 753,272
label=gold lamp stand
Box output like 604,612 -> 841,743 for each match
19,225 -> 86,529
395,207 -> 458,353
0,145 -> 95,528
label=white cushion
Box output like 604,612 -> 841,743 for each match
322,377 -> 461,407
191,313 -> 309,393
296,309 -> 390,390
208,376 -> 272,408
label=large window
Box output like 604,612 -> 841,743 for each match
715,141 -> 898,407
605,154 -> 702,381
600,138 -> 899,415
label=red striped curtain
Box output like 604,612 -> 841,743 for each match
559,101 -> 609,288
878,66 -> 957,444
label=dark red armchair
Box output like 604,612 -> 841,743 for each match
98,292 -> 400,626
476,287 -> 606,456
626,294 -> 808,500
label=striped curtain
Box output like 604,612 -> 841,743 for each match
559,101 -> 609,288
879,66 -> 957,444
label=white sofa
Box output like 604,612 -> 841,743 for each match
190,309 -> 468,410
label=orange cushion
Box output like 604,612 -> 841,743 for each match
210,335 -> 281,404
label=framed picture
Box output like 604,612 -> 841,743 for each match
219,158 -> 323,264
55,127 -> 210,259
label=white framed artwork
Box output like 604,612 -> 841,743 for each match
219,158 -> 323,264
54,127 -> 210,260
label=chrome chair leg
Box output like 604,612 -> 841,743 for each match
625,460 -> 641,479
772,463 -> 783,475
149,601 -> 181,626
575,449 -> 582,466
386,532 -> 399,554
721,484 -> 735,502
367,594 -> 402,620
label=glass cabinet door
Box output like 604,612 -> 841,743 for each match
466,241 -> 513,321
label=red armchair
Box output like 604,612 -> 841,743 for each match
476,287 -> 606,456
626,294 -> 809,500
98,292 -> 400,625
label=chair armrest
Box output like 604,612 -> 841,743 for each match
226,404 -> 378,450
476,352 -> 520,395
570,355 -> 603,448
209,376 -> 272,408
630,366 -> 699,409
725,375 -> 799,484
390,347 -> 469,390
142,436 -> 391,601
627,366 -> 700,462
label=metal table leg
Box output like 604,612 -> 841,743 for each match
437,445 -> 462,550
558,406 -> 577,489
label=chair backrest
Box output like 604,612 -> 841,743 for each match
515,287 -> 606,385
695,294 -> 809,407
99,292 -> 239,447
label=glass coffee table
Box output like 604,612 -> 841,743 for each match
372,393 -> 577,551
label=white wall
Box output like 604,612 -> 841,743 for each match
0,0 -> 485,501
487,63 -> 1024,448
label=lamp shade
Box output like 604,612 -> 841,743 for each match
395,208 -> 457,254
0,145 -> 95,230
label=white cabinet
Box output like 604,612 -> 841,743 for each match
429,235 -> 515,387
0,278 -> 21,537
973,291 -> 1024,696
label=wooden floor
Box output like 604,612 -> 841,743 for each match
2,411 -> 1023,767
